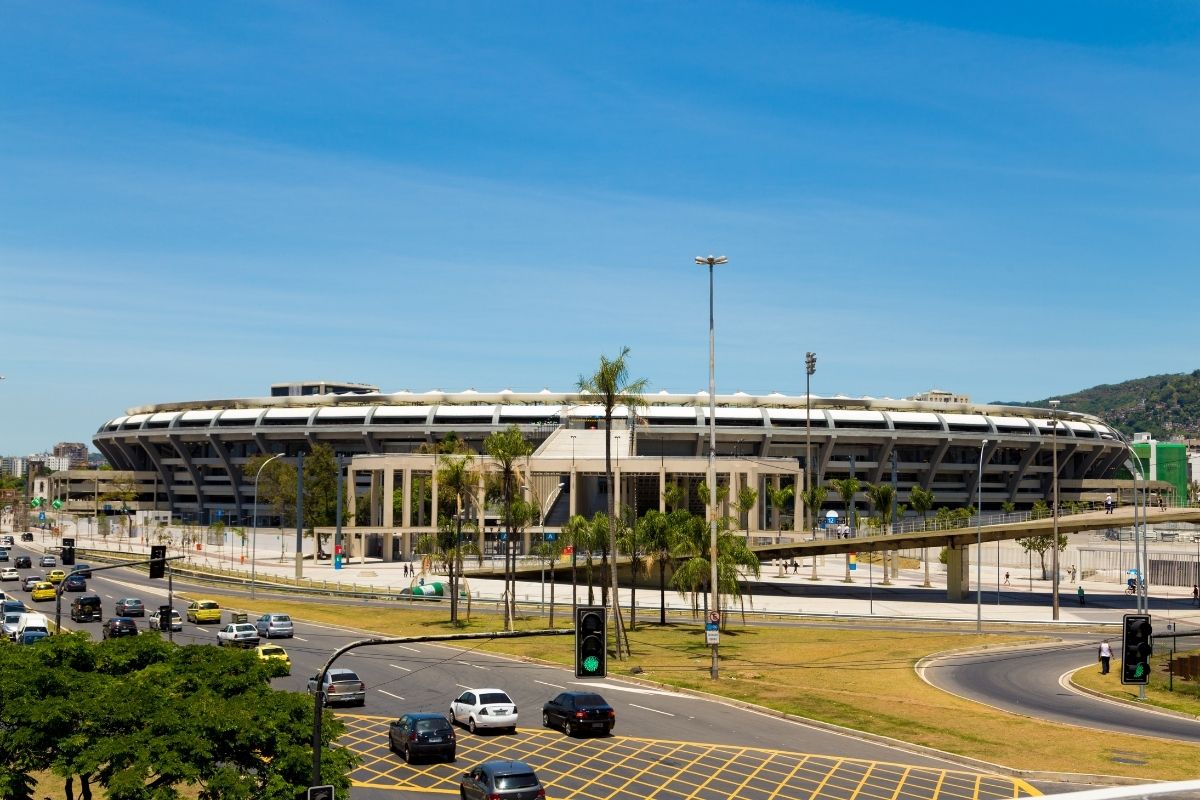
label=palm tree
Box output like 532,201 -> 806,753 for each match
484,425 -> 533,629
561,514 -> 590,614
908,486 -> 936,587
663,482 -> 686,513
766,485 -> 794,544
576,513 -> 610,605
735,486 -> 758,535
635,509 -> 674,625
414,520 -> 482,622
670,511 -> 760,623
531,536 -> 565,627
577,346 -> 648,659
799,484 -> 827,538
438,451 -> 480,624
864,482 -> 896,584
831,477 -> 860,582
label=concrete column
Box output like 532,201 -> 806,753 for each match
945,544 -> 969,601
570,469 -> 578,517
477,473 -> 487,550
402,468 -> 412,528
793,474 -> 804,537
430,469 -> 439,530
613,464 -> 621,515
383,469 -> 395,528
659,467 -> 667,513
748,471 -> 761,533
369,471 -> 380,526
346,469 -> 357,524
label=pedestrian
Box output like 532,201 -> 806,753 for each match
1098,640 -> 1112,674
1104,493 -> 1114,515
1193,584 -> 1199,606
1003,571 -> 1010,585
1070,565 -> 1077,583
1077,584 -> 1085,606
1158,494 -> 1166,511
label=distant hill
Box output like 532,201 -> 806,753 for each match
995,370 -> 1200,440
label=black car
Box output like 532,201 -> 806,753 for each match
115,598 -> 144,617
541,691 -> 615,736
71,564 -> 93,579
14,556 -> 31,569
459,761 -> 545,800
63,573 -> 87,592
70,595 -> 102,622
101,617 -> 139,639
20,533 -> 33,542
389,713 -> 456,763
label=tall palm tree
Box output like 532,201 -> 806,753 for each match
635,509 -> 673,625
800,484 -> 827,537
484,425 -> 532,630
908,486 -> 936,588
832,477 -> 860,582
864,482 -> 896,584
735,486 -> 758,535
438,451 -> 479,624
577,346 -> 648,660
663,483 -> 686,513
531,536 -> 565,627
414,521 -> 482,622
575,512 -> 610,605
616,504 -> 645,629
561,514 -> 590,614
670,511 -> 760,622
766,485 -> 794,544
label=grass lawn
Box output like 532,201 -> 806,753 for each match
1072,650 -> 1200,717
193,592 -> 1200,781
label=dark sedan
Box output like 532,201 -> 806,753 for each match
115,598 -> 144,617
14,556 -> 31,569
541,691 -> 615,736
71,564 -> 93,579
63,573 -> 87,592
101,617 -> 139,640
388,713 -> 456,763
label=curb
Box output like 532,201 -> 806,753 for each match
1066,671 -> 1200,724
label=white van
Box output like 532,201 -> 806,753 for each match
16,612 -> 50,639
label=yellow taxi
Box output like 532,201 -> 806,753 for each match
47,569 -> 67,585
185,599 -> 222,624
31,581 -> 57,602
255,644 -> 291,676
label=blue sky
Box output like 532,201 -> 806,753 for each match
2,1 -> 1198,455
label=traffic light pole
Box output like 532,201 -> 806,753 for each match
52,553 -> 183,632
310,628 -> 573,789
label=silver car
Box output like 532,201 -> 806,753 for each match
148,608 -> 183,632
216,622 -> 260,648
307,668 -> 366,707
459,760 -> 545,800
254,613 -> 294,639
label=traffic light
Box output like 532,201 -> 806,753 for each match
575,605 -> 607,679
1121,613 -> 1153,685
149,545 -> 167,579
61,546 -> 75,566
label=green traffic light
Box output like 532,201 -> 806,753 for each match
582,656 -> 600,674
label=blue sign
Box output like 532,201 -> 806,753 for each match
215,509 -> 224,519
104,503 -> 112,511
544,532 -> 557,541
333,554 -> 342,570
38,511 -> 45,521
499,533 -> 508,541
705,622 -> 718,632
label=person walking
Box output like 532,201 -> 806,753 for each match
1105,493 -> 1114,515
1077,584 -> 1086,606
1098,640 -> 1112,674
1193,584 -> 1199,606
1003,571 -> 1011,585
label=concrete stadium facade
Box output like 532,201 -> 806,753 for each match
91,385 -> 1135,537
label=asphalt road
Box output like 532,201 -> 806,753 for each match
6,541 -> 1042,800
920,636 -> 1200,744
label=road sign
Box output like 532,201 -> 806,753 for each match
38,511 -> 45,521
705,624 -> 719,645
708,611 -> 720,624
215,509 -> 224,518
51,498 -> 63,510
63,538 -> 75,548
544,532 -> 557,541
307,787 -> 334,800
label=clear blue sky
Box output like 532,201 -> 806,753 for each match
2,1 -> 1198,455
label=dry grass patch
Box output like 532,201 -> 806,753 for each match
194,594 -> 1200,779
1072,652 -> 1200,717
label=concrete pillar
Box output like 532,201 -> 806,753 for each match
383,469 -> 395,528
570,469 -> 578,517
402,468 -> 412,528
747,471 -> 761,533
430,468 -> 439,530
369,471 -> 380,527
945,544 -> 970,601
658,467 -> 666,513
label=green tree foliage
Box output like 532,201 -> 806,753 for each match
864,483 -> 896,534
669,511 -> 760,621
434,451 -> 482,624
799,484 -> 827,534
242,453 -> 296,527
908,486 -> 935,530
245,444 -> 341,553
765,485 -> 793,541
831,478 -> 860,530
483,425 -> 533,629
1016,532 -> 1069,579
0,634 -> 355,799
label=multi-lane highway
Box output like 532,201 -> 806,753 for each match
4,539 -> 1040,800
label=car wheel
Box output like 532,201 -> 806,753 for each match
542,711 -> 551,728
562,719 -> 571,736
401,743 -> 410,763
468,718 -> 477,734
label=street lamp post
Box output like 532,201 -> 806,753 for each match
251,452 -> 284,598
976,439 -> 988,634
695,254 -> 727,681
805,352 -> 816,537
1049,400 -> 1061,621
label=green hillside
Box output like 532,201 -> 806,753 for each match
998,370 -> 1200,440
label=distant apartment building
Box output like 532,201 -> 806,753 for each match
1,456 -> 27,478
27,454 -> 71,473
53,442 -> 90,469
908,389 -> 971,404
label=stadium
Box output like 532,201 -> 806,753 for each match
80,381 -> 1141,558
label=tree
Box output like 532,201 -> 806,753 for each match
484,425 -> 533,629
864,482 -> 897,583
616,504 -> 645,629
1016,532 -> 1069,580
734,486 -> 758,534
908,486 -> 935,530
242,453 -> 297,528
799,484 -> 827,535
831,478 -> 860,531
303,444 -> 340,553
576,513 -> 610,606
635,509 -> 672,625
437,451 -> 481,624
577,346 -> 648,659
766,485 -> 794,543
561,514 -> 591,611
414,518 -> 482,623
663,483 -> 686,513
531,534 -> 566,627
669,512 -> 759,623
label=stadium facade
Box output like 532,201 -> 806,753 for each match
89,382 -> 1136,553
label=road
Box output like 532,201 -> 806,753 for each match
5,540 -> 1041,800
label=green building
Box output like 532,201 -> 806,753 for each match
1127,439 -> 1188,505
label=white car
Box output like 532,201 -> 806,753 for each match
450,688 -> 519,734
0,568 -> 18,582
148,608 -> 183,632
216,622 -> 259,648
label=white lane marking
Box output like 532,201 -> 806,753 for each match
629,703 -> 674,717
390,664 -> 412,672
293,636 -> 308,642
397,645 -> 421,653
571,682 -> 688,697
455,683 -> 472,690
535,680 -> 566,690
457,660 -> 488,670
191,627 -> 210,635
379,690 -> 405,701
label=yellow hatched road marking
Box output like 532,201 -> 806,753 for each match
887,765 -> 912,800
682,745 -> 750,800
807,757 -> 846,800
764,754 -> 811,800
848,761 -> 878,800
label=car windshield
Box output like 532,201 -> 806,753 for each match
271,615 -> 290,622
199,602 -> 218,609
124,599 -> 142,606
260,647 -> 285,656
574,694 -> 605,706
331,671 -> 360,683
495,773 -> 539,789
479,692 -> 511,705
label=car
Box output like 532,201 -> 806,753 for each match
39,555 -> 56,568
148,608 -> 182,632
2,611 -> 24,640
101,617 -> 139,639
21,575 -> 43,592
0,568 -> 18,582
541,691 -> 615,736
450,688 -> 518,734
70,595 -> 103,622
0,535 -> 12,546
307,668 -> 366,707
185,599 -> 221,624
216,622 -> 260,648
115,598 -> 145,617
46,569 -> 67,585
20,532 -> 33,541
0,548 -> 9,562
459,760 -> 545,800
389,713 -> 456,763
70,564 -> 93,579
2,599 -> 26,615
18,629 -> 50,645
63,573 -> 87,592
14,556 -> 31,569
254,644 -> 291,675
254,613 -> 294,639
30,582 -> 56,602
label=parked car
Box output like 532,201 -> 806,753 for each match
541,691 -> 615,736
70,595 -> 102,622
70,564 -> 93,579
101,617 -> 139,639
216,622 -> 260,648
115,598 -> 144,617
14,556 -> 31,569
30,582 -> 56,602
20,532 -> 34,541
459,760 -> 545,800
63,573 -> 87,592
148,608 -> 183,632
47,569 -> 67,585
254,644 -> 291,675
450,688 -> 518,734
254,613 -> 294,639
21,575 -> 43,592
39,555 -> 56,568
307,668 -> 366,707
389,713 -> 456,763
0,568 -> 19,582
185,600 -> 221,624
